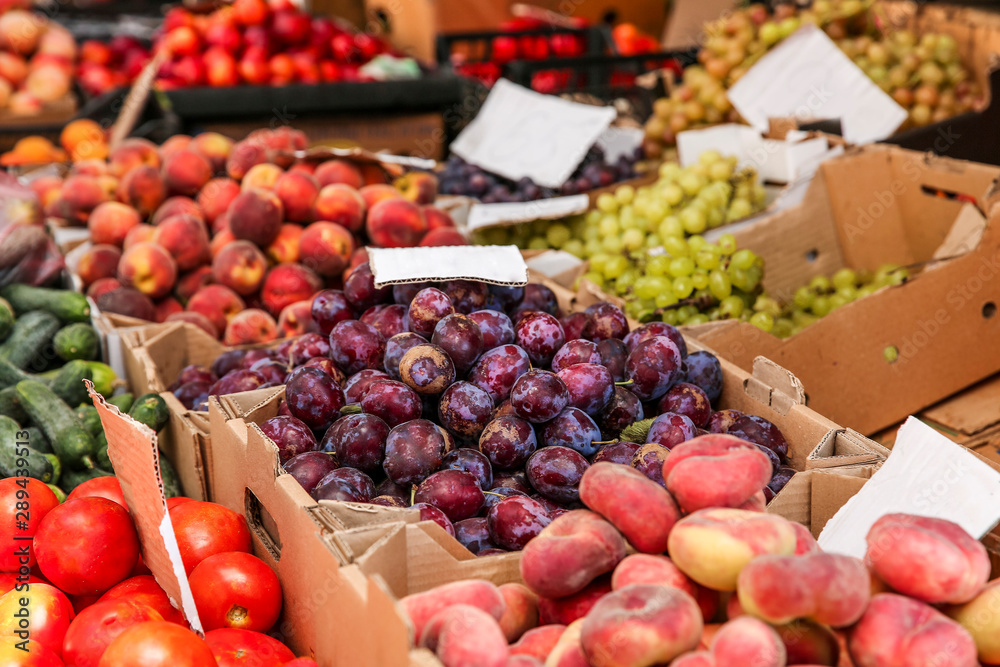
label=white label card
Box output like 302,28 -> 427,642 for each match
467,194 -> 590,231
367,245 -> 528,287
818,417 -> 1000,559
450,79 -> 617,189
727,25 -> 908,145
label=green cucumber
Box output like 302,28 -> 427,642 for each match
129,393 -> 169,433
59,467 -> 113,493
47,485 -> 66,503
85,362 -> 117,398
95,432 -> 110,470
75,404 -> 102,437
0,311 -> 60,370
159,450 -> 182,498
0,285 -> 91,323
17,380 -> 97,470
25,427 -> 51,454
0,416 -> 53,483
0,300 -> 13,343
0,357 -> 37,389
108,393 -> 134,414
0,386 -> 28,424
53,323 -> 99,362
50,360 -> 93,408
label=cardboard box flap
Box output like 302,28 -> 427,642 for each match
324,521 -> 405,568
318,499 -> 419,530
747,356 -> 806,414
767,469 -> 870,538
404,522 -> 522,593
930,203 -> 987,264
218,387 -> 285,422
366,573 -> 415,666
922,376 -> 1000,435
806,429 -> 890,470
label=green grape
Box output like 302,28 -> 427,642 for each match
672,277 -> 695,299
668,257 -> 696,278
546,223 -> 571,248
791,310 -> 817,327
563,239 -> 585,258
663,236 -> 689,258
679,171 -> 706,196
687,235 -> 707,253
680,207 -> 707,235
676,305 -> 699,322
602,236 -> 623,253
691,271 -> 709,290
729,267 -> 751,291
528,236 -> 549,250
583,224 -> 601,242
616,185 -> 635,205
662,183 -> 685,206
687,314 -> 710,325
584,239 -> 603,257
793,286 -> 814,309
836,286 -> 858,302
646,255 -> 670,276
622,228 -> 645,251
596,193 -> 618,214
599,215 -> 620,237
707,207 -> 725,228
857,285 -> 877,299
706,307 -> 721,320
698,149 -> 723,166
754,296 -> 781,317
585,209 -> 602,226
744,265 -> 764,291
658,162 -> 682,180
832,267 -> 858,290
635,216 -> 650,232
604,255 -> 629,279
727,198 -> 753,222
708,270 -> 732,300
645,201 -> 668,225
708,159 -> 734,181
617,270 -> 637,293
695,248 -> 721,271
828,294 -> 847,310
659,216 -> 684,239
718,233 -> 737,255
749,312 -> 774,332
719,295 -> 745,319
590,253 -> 612,275
771,318 -> 795,338
731,248 -> 756,270
635,276 -> 670,300
809,275 -> 832,293
655,292 -> 678,308
644,234 -> 662,249
619,206 -> 637,229
583,271 -> 605,287
662,310 -> 680,326
811,296 -> 832,317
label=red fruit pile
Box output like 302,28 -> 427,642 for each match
77,36 -> 151,98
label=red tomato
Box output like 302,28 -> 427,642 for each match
34,497 -> 140,595
65,477 -> 127,509
0,638 -> 65,666
0,572 -> 46,597
98,576 -> 186,625
0,583 -> 74,657
189,552 -> 281,632
0,478 -> 59,572
167,496 -> 194,510
169,501 -> 251,574
283,660 -> 319,666
204,628 -> 295,666
98,620 -> 216,667
63,599 -> 163,667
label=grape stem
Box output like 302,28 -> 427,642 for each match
654,295 -> 716,315
614,380 -> 634,387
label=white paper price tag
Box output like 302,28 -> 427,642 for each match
467,194 -> 590,231
450,79 -> 617,189
727,25 -> 907,145
367,245 -> 528,287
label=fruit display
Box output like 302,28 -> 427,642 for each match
439,145 -> 642,201
393,505 -> 997,667
77,36 -> 151,99
154,0 -> 409,89
0,7 -> 77,115
0,476 -> 317,666
642,2 -> 984,158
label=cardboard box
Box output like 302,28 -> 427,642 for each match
685,144 -> 1000,435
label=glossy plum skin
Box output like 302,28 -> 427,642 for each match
590,441 -> 641,466
583,302 -> 629,341
521,283 -> 558,315
469,345 -> 532,403
209,369 -> 266,397
515,311 -> 566,367
384,332 -> 429,380
441,449 -> 494,490
251,360 -> 289,387
383,419 -> 454,486
412,502 -> 456,537
478,415 -> 538,471
551,339 -> 601,373
488,284 -> 524,311
320,413 -> 389,475
625,335 -> 683,401
624,321 -> 687,357
708,409 -> 743,434
454,517 -> 497,554
212,349 -> 247,378
398,344 -> 456,395
360,379 -> 422,428
510,370 -> 570,424
441,280 -> 489,314
393,282 -> 430,307
283,451 -> 339,494
542,407 -> 602,457
329,320 -> 386,375
487,495 -> 552,551
645,412 -> 696,448
557,363 -> 614,417
597,386 -> 644,439
284,367 -> 345,431
431,314 -> 484,374
174,380 -> 212,410
312,467 -> 376,502
344,369 -> 390,404
362,303 -> 407,340
311,289 -> 355,335
438,381 -> 494,443
683,350 -> 723,402
287,332 -> 331,365
728,414 -> 789,462
406,287 -> 455,338
414,469 -> 485,522
631,443 -> 670,487
560,312 -> 591,341
468,310 -> 514,348
658,382 -> 712,428
259,416 -> 317,463
343,263 -> 391,312
525,446 -> 589,504
169,365 -> 216,391
302,357 -> 346,385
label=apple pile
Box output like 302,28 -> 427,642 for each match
154,0 -> 402,89
34,126 -> 464,342
0,6 -> 78,115
397,491 -> 997,667
77,36 -> 151,98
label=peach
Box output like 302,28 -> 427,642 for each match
38,23 -> 76,58
667,509 -> 798,591
196,177 -> 240,225
421,604 -> 509,667
159,135 -> 192,160
166,311 -> 219,339
674,616 -> 785,667
773,619 -> 840,667
737,552 -> 870,627
58,174 -> 108,223
737,491 -> 766,513
277,300 -> 317,338
192,131 -> 233,172
95,287 -> 155,321
163,149 -> 213,197
152,214 -> 211,271
948,578 -> 1000,664
228,188 -> 283,247
424,206 -> 456,230
241,162 -> 283,191
97,174 -> 120,200
152,196 -> 204,226
86,277 -> 121,301
25,64 -> 70,102
29,175 -> 62,208
108,138 -> 160,177
88,201 -> 141,247
611,554 -> 697,598
579,462 -> 681,554
7,91 -> 41,115
367,198 -> 428,248
792,523 -> 819,555
849,593 -> 977,667
0,191 -> 41,226
359,183 -> 402,210
0,51 -> 28,87
118,241 -> 178,299
500,583 -> 539,643
511,625 -> 566,661
298,221 -> 354,277
315,159 -> 362,188
212,240 -> 268,296
266,223 -> 302,264
211,226 -> 236,259
70,159 -> 109,178
117,165 -> 166,218
226,139 -> 269,180
124,223 -> 156,249
76,244 -> 122,287
175,266 -> 214,303
520,510 -> 627,599
580,585 -> 703,667
60,119 -> 106,161
0,9 -> 44,54
545,619 -> 588,667
289,162 -> 316,176
260,263 -> 322,316
420,228 -> 468,247
661,434 -> 773,513
313,183 -> 366,232
538,576 -> 611,626
154,296 -> 184,323
274,171 -> 319,222
394,171 -> 438,205
223,308 -> 278,346
865,514 -> 989,605
668,652 -> 714,667
360,163 -> 388,185
399,579 -> 505,644
187,284 -> 245,334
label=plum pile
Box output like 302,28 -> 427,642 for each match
172,270 -> 796,556
438,146 -> 642,202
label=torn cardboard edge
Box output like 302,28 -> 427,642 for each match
367,245 -> 528,286
87,379 -> 202,634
